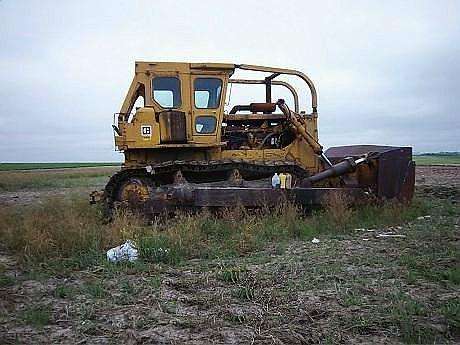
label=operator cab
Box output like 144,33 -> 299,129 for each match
114,62 -> 318,153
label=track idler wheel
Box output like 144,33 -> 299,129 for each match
116,177 -> 151,207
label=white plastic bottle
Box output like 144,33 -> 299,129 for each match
271,173 -> 280,188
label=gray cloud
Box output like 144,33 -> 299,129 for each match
1,0 -> 459,162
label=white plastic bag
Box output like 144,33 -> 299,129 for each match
311,237 -> 320,244
106,240 -> 139,263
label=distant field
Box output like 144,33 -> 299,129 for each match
0,154 -> 458,172
414,154 -> 460,166
0,162 -> 121,171
0,166 -> 119,193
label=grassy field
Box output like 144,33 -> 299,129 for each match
414,154 -> 460,166
0,193 -> 459,344
0,163 -> 458,343
0,162 -> 120,171
0,166 -> 118,192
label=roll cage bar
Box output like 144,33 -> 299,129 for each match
229,79 -> 300,113
235,64 -> 318,113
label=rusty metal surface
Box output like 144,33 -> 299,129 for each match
158,110 -> 186,143
324,145 -> 415,201
249,103 -> 277,113
103,159 -> 313,213
136,186 -> 369,212
377,148 -> 413,200
224,113 -> 286,122
325,145 -> 411,160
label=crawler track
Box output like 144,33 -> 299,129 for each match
104,159 -> 311,211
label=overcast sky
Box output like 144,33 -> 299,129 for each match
1,0 -> 459,162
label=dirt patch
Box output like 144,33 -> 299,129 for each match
416,166 -> 460,200
0,189 -> 91,207
416,166 -> 460,188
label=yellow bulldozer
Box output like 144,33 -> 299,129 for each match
95,62 -> 415,215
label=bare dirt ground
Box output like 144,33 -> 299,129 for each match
416,166 -> 460,201
0,166 -> 459,344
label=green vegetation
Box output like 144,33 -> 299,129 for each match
0,162 -> 120,171
414,153 -> 460,166
54,284 -> 78,299
21,305 -> 51,329
0,273 -> 15,287
0,196 -> 432,267
0,180 -> 458,343
0,167 -> 118,192
83,281 -> 107,299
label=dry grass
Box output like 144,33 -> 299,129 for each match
0,195 -> 431,268
0,194 -> 457,344
0,198 -> 148,264
0,197 -> 309,266
323,191 -> 353,229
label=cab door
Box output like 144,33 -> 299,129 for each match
190,75 -> 226,144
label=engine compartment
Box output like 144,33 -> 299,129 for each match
222,111 -> 296,150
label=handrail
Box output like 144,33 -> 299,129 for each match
236,64 -> 318,113
229,79 -> 300,113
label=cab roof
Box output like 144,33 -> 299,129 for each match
135,61 -> 236,73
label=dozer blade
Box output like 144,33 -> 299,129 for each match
325,145 -> 415,201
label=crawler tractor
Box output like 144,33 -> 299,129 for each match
97,62 -> 415,215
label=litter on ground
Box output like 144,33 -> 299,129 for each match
106,240 -> 139,262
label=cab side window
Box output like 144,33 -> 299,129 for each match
194,78 -> 222,109
152,77 -> 181,108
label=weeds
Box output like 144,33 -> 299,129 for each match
21,305 -> 51,328
120,279 -> 139,295
323,191 -> 353,230
83,281 -> 106,298
217,266 -> 246,284
440,299 -> 460,331
0,195 -> 436,271
232,286 -> 255,301
54,284 -> 77,299
1,191 -> 458,344
0,273 -> 15,287
138,234 -> 181,264
147,276 -> 162,289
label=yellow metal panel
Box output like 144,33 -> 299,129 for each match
116,108 -> 160,149
190,74 -> 228,145
117,61 -> 321,175
190,63 -> 235,70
